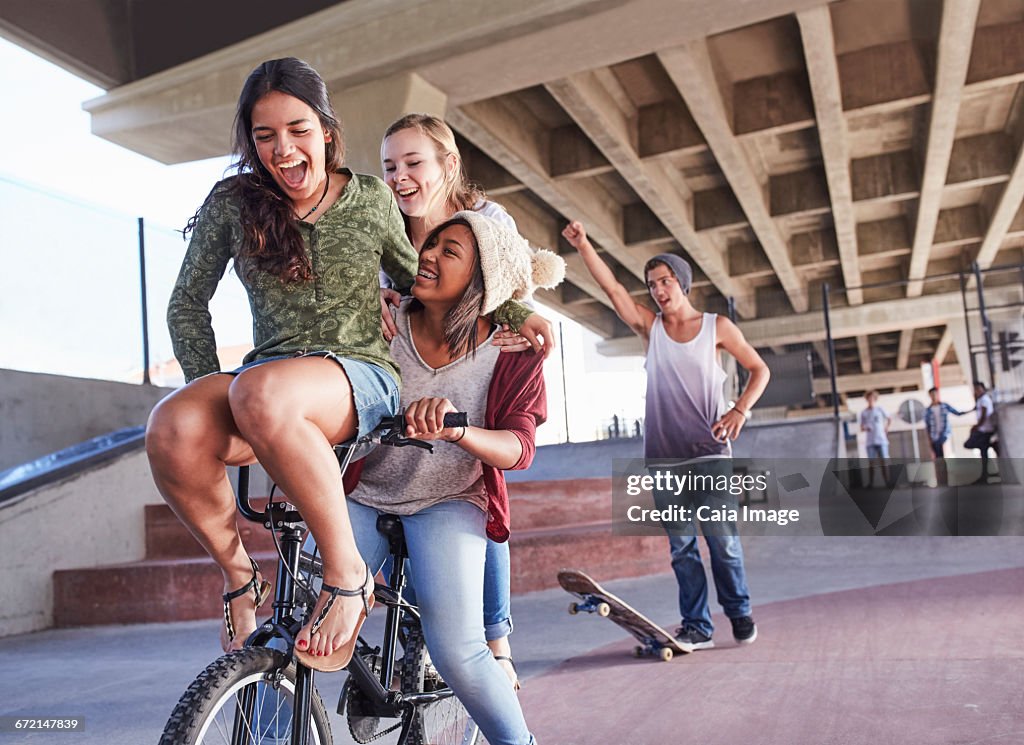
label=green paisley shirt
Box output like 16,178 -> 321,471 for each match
168,170 -> 532,385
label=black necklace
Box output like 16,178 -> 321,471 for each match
297,174 -> 330,221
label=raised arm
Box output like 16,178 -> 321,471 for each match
562,221 -> 655,339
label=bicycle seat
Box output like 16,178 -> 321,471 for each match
375,514 -> 405,541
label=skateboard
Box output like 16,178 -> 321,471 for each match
557,569 -> 689,661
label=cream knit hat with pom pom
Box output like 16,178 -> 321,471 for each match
451,210 -> 566,315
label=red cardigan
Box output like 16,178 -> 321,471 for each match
342,349 -> 547,542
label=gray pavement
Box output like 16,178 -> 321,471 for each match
2,535 -> 1022,744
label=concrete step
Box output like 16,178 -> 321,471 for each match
145,502 -> 279,559
52,552 -> 282,628
510,523 -> 666,594
145,478 -> 615,559
53,528 -> 668,627
55,479 -> 667,626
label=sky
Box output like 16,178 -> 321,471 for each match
0,37 -> 648,444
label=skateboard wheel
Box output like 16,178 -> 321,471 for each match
659,647 -> 674,662
568,602 -> 580,615
633,646 -> 644,658
597,602 -> 611,617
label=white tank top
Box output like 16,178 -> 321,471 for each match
644,313 -> 731,462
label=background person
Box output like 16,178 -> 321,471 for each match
968,381 -> 999,484
923,387 -> 968,486
562,219 -> 769,651
859,390 -> 891,488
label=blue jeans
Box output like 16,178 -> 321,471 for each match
653,460 -> 752,637
383,537 -> 513,641
321,499 -> 533,745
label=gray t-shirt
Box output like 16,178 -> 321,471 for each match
351,300 -> 499,514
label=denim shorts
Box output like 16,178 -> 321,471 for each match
225,352 -> 400,439
866,443 -> 889,459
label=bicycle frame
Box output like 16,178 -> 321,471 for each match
230,421 -> 465,745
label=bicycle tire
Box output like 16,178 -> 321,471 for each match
159,647 -> 332,745
399,626 -> 482,745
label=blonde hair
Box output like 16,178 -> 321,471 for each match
382,114 -> 486,220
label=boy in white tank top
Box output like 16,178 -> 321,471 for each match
563,220 -> 771,650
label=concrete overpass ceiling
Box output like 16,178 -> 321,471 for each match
0,0 -> 343,88
6,0 -> 1024,391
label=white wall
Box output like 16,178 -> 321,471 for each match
0,368 -> 173,470
0,449 -> 162,637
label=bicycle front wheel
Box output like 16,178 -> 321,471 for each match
160,647 -> 332,745
400,627 -> 482,745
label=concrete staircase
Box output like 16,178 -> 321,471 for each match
52,479 -> 668,627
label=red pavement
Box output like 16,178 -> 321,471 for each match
520,568 -> 1024,745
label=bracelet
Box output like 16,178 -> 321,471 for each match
450,426 -> 467,443
735,407 -> 750,421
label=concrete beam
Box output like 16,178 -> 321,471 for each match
659,41 -> 808,313
81,0 -> 616,163
757,286 -> 1019,349
420,0 -> 827,107
906,0 -> 980,297
339,72 -> 447,175
812,365 -> 965,395
812,340 -> 833,376
544,71 -> 751,315
934,327 -> 954,365
449,100 -> 650,284
593,286 -> 1019,355
798,6 -> 863,305
857,335 -> 872,374
976,134 -> 1024,268
897,329 -> 914,370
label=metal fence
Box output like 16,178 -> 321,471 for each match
4,172 -> 1021,432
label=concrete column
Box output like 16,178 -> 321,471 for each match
331,72 -> 448,176
945,318 -> 973,384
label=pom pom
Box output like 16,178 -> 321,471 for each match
530,249 -> 566,290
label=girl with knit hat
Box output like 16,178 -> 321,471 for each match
336,213 -> 564,745
379,113 -> 547,688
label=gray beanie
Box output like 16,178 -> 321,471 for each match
647,253 -> 692,295
452,210 -> 566,314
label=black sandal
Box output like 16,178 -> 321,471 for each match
222,557 -> 272,647
294,565 -> 375,672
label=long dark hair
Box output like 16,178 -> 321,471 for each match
185,58 -> 345,283
409,218 -> 486,360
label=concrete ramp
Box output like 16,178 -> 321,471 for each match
732,416 -> 839,459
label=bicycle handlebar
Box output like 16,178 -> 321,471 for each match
235,411 -> 469,524
375,411 -> 468,436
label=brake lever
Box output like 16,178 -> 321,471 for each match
379,430 -> 435,452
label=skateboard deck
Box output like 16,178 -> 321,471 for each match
557,569 -> 689,661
